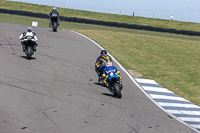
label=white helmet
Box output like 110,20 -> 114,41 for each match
53,7 -> 56,10
106,61 -> 112,67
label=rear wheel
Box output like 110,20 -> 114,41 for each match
113,82 -> 122,98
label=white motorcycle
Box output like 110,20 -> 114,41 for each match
22,36 -> 36,59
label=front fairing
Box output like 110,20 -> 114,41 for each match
51,13 -> 58,21
108,75 -> 119,83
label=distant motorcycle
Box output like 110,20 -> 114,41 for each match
23,36 -> 36,59
50,13 -> 59,32
107,74 -> 123,98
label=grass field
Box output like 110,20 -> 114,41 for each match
1,0 -> 200,32
1,13 -> 200,105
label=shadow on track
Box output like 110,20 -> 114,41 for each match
20,56 -> 36,60
94,82 -> 117,98
94,82 -> 106,87
48,29 -> 59,33
102,93 -> 116,98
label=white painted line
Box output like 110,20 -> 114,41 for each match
158,102 -> 200,108
135,78 -> 158,84
150,94 -> 188,101
167,110 -> 200,115
142,86 -> 174,93
178,117 -> 200,122
190,124 -> 200,129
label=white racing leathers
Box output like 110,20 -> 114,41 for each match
19,32 -> 38,52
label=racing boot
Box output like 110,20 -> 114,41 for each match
33,43 -> 38,51
58,18 -> 60,25
21,42 -> 25,52
103,80 -> 108,87
49,21 -> 52,27
33,45 -> 36,51
119,77 -> 123,89
98,76 -> 102,82
97,72 -> 101,82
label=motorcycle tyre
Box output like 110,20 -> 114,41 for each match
26,46 -> 33,59
113,82 -> 122,98
53,22 -> 57,32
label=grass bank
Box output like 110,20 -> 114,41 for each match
0,13 -> 200,105
1,0 -> 200,32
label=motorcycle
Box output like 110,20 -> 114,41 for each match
107,74 -> 123,98
23,36 -> 36,59
50,13 -> 59,32
95,60 -> 122,98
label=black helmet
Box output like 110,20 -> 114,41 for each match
100,50 -> 107,55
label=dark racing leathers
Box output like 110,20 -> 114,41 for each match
49,10 -> 60,27
95,54 -> 112,80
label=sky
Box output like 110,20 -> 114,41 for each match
8,0 -> 200,23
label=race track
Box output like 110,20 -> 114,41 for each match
0,22 -> 197,133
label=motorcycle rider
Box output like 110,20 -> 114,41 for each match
19,27 -> 38,52
95,50 -> 112,82
102,61 -> 122,88
48,7 -> 60,27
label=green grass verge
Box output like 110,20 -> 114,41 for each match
0,13 -> 200,105
1,0 -> 200,32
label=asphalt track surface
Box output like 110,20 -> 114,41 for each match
0,22 -> 198,133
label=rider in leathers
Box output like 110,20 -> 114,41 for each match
49,7 -> 60,27
95,50 -> 112,81
102,61 -> 122,87
19,27 -> 38,52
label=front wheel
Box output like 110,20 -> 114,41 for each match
26,46 -> 33,59
113,82 -> 122,98
53,22 -> 57,32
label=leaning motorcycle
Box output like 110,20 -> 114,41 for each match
50,13 -> 59,32
23,36 -> 36,59
107,74 -> 123,98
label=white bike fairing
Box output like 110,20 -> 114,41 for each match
25,32 -> 34,36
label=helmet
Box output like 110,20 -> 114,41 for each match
100,50 -> 107,55
27,27 -> 32,32
53,7 -> 56,10
106,61 -> 112,67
